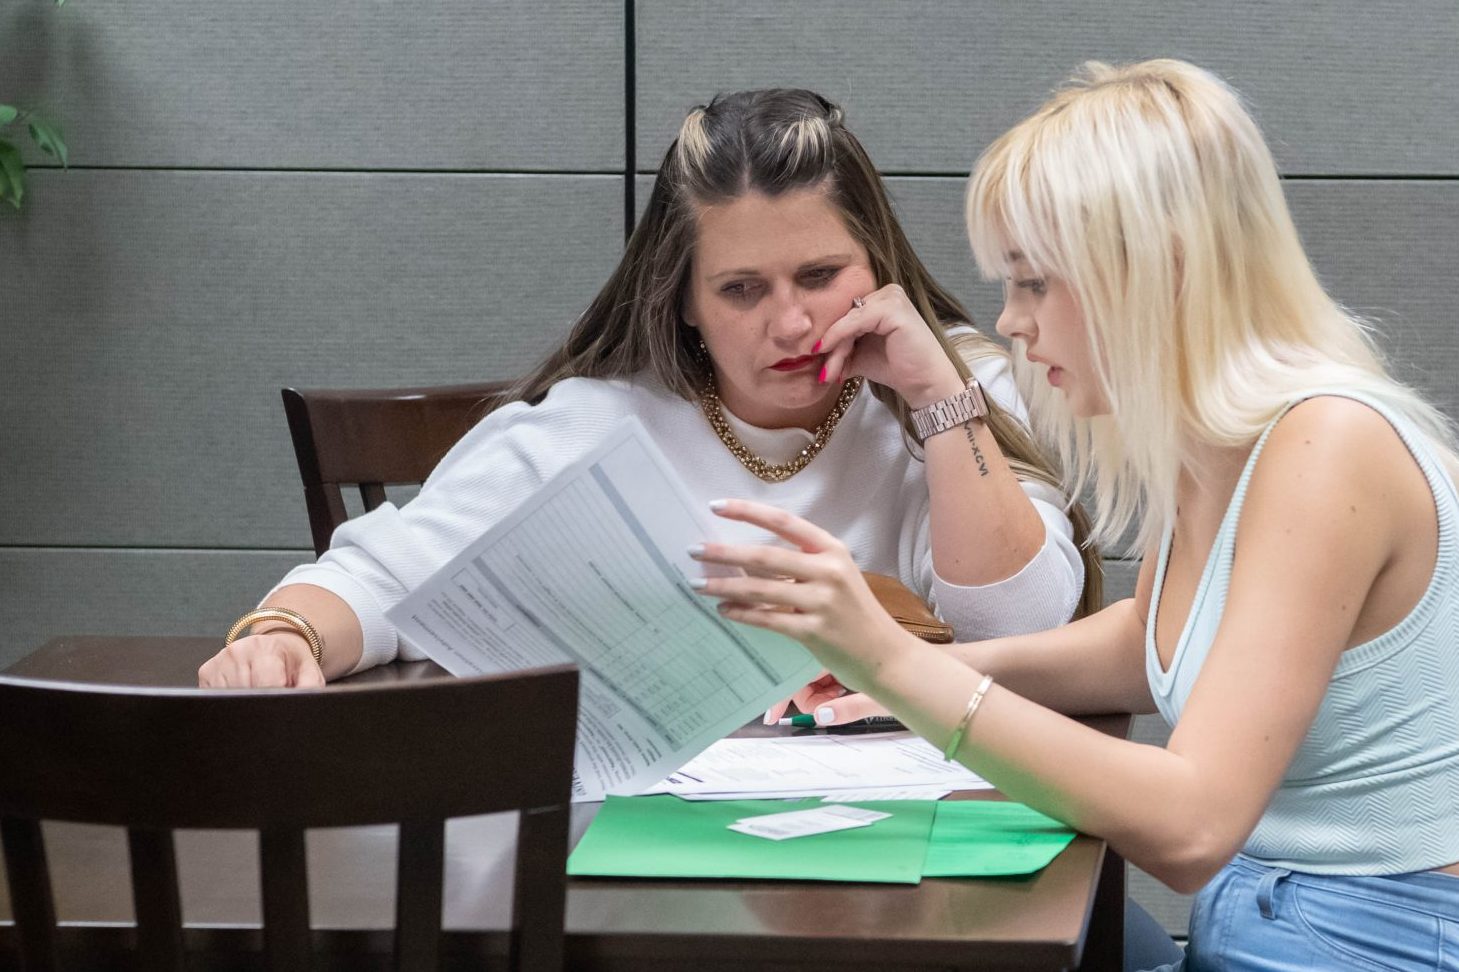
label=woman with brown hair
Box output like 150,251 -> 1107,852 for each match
199,88 -> 1095,692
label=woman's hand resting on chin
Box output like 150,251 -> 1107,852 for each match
819,284 -> 965,408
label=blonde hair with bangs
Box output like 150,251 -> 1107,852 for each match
967,58 -> 1455,555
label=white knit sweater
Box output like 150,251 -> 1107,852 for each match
276,356 -> 1083,673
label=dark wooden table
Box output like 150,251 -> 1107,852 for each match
1,637 -> 1131,971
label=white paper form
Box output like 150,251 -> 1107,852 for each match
386,418 -> 822,802
643,731 -> 992,798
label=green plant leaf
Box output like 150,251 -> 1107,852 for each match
27,116 -> 67,167
0,139 -> 25,209
0,105 -> 17,127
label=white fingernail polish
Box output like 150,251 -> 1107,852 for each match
815,706 -> 835,726
763,708 -> 776,725
687,543 -> 705,558
708,499 -> 728,512
688,577 -> 707,590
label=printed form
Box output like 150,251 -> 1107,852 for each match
645,731 -> 992,800
386,418 -> 822,802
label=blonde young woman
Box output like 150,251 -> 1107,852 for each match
694,62 -> 1459,970
200,89 -> 1096,692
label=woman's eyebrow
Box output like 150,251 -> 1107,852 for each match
706,252 -> 856,281
796,252 -> 855,270
706,266 -> 761,281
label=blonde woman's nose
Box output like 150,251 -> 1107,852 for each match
995,303 -> 1031,343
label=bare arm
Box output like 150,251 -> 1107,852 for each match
198,583 -> 364,687
919,376 -> 1047,586
950,592 -> 1156,715
791,561 -> 1154,724
700,399 -> 1415,891
817,287 -> 1047,587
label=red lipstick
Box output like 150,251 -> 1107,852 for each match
771,354 -> 819,372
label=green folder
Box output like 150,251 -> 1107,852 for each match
924,801 -> 1077,877
567,795 -> 1078,884
568,795 -> 936,883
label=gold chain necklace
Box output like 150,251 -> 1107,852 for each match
699,375 -> 864,483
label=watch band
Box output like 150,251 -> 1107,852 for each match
910,378 -> 989,444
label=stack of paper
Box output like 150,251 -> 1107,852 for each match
643,730 -> 992,802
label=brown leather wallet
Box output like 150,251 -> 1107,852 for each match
862,572 -> 954,644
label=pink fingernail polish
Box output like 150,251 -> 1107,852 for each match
817,366 -> 827,384
811,340 -> 822,353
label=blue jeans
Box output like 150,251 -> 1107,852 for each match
1145,854 -> 1459,971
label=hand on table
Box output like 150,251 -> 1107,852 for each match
197,631 -> 325,688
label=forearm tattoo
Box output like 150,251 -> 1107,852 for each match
963,422 -> 990,477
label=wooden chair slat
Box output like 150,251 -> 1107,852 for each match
127,827 -> 185,971
1,816 -> 57,972
394,820 -> 445,972
260,827 -> 312,972
359,482 -> 389,513
509,805 -> 571,972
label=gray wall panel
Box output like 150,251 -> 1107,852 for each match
0,549 -> 311,670
1,170 -> 623,547
0,1 -> 624,169
1287,181 -> 1459,418
638,1 -> 1459,176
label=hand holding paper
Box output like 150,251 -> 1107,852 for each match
386,419 -> 821,801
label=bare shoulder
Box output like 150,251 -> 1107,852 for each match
1258,396 -> 1418,488
1243,395 -> 1428,553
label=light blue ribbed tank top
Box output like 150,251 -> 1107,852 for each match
1146,390 -> 1459,874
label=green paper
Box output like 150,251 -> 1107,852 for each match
923,801 -> 1077,877
568,795 -> 937,884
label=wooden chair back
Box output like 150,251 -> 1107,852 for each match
281,382 -> 510,556
0,666 -> 577,971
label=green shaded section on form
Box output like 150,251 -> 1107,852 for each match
924,800 -> 1077,877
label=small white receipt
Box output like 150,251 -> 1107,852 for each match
728,805 -> 891,841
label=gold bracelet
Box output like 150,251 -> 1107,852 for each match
942,673 -> 994,761
225,607 -> 324,667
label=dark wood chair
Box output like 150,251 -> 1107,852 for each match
281,382 -> 510,557
0,665 -> 578,972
